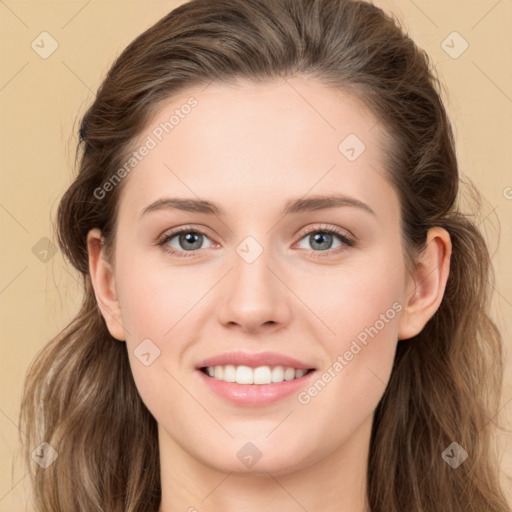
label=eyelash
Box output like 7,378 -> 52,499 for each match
156,224 -> 356,259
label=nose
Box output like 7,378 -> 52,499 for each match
216,243 -> 292,334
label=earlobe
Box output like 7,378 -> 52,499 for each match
397,227 -> 452,340
87,228 -> 126,341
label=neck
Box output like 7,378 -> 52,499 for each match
157,413 -> 373,512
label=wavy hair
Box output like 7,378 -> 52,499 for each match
18,0 -> 510,510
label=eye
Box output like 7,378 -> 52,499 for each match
158,226 -> 214,257
295,225 -> 355,257
157,224 -> 355,259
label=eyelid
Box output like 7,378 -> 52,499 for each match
294,223 -> 354,244
157,223 -> 213,242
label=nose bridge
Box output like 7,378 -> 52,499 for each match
216,233 -> 290,330
231,233 -> 278,302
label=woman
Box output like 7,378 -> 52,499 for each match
18,0 -> 511,510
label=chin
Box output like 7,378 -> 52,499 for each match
195,438 -> 315,477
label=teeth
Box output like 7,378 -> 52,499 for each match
203,365 -> 309,384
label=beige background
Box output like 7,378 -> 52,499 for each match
1,0 -> 511,509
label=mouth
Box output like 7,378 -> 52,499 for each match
199,365 -> 316,385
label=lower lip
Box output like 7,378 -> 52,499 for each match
196,369 -> 317,407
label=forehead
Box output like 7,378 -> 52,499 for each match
116,77 -> 396,222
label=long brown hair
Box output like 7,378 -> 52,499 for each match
18,0 -> 510,510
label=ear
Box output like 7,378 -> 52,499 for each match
398,227 -> 452,340
87,228 -> 126,341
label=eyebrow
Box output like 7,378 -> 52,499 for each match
140,194 -> 376,218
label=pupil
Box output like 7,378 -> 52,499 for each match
311,232 -> 332,250
181,232 -> 202,250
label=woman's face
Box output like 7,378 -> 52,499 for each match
92,78 -> 418,475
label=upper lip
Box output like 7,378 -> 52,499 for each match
195,351 -> 316,370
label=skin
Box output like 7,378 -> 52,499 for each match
87,77 -> 451,512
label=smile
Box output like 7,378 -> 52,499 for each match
200,365 -> 314,384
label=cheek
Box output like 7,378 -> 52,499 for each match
113,252 -> 209,400
114,250 -> 207,339
116,263 -> 194,425
304,245 -> 405,341
299,247 -> 404,405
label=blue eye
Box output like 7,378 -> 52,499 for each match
159,228 -> 213,257
298,230 -> 345,251
295,226 -> 355,257
157,225 -> 355,258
